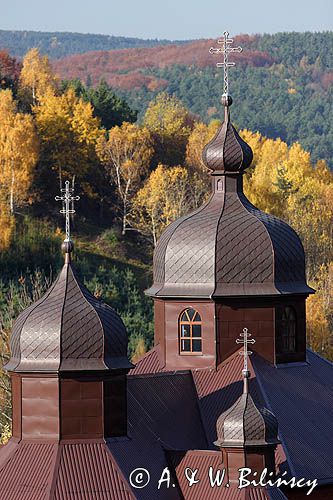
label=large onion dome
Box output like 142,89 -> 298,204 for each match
146,99 -> 314,298
5,244 -> 132,373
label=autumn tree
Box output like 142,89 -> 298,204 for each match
19,48 -> 57,106
307,264 -> 333,360
132,164 -> 190,246
0,50 -> 21,92
33,88 -> 103,204
0,89 -> 38,214
143,92 -> 195,166
186,119 -> 221,206
96,122 -> 153,234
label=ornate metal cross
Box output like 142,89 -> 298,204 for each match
209,31 -> 242,96
55,180 -> 80,242
236,327 -> 256,373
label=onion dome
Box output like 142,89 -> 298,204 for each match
202,97 -> 253,173
214,370 -> 279,448
5,242 -> 132,373
146,97 -> 314,298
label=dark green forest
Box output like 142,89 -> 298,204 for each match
0,29 -> 188,59
111,32 -> 333,167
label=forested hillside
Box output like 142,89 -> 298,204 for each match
0,30 -> 187,59
53,32 -> 333,167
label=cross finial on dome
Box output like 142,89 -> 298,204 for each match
55,179 -> 80,259
209,31 -> 242,105
236,327 -> 256,393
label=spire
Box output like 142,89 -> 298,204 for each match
55,179 -> 80,261
203,31 -> 253,174
236,327 -> 256,394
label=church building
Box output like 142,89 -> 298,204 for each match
0,35 -> 332,500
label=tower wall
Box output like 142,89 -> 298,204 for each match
154,299 -> 216,370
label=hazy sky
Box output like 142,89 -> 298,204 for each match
1,0 -> 332,39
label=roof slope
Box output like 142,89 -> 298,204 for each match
0,441 -> 135,500
168,450 -> 288,500
108,372 -> 207,499
132,346 -> 333,485
252,350 -> 333,485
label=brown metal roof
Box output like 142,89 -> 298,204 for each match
129,344 -> 167,375
108,372 -> 207,499
5,260 -> 132,373
0,442 -> 57,499
1,348 -> 331,497
54,442 -> 135,499
252,350 -> 333,485
0,441 -> 135,500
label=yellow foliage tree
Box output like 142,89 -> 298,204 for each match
0,89 -> 38,215
0,209 -> 16,251
132,164 -> 190,246
307,263 -> 333,360
34,89 -> 102,198
19,48 -> 58,105
131,337 -> 147,364
96,122 -> 153,234
143,92 -> 194,166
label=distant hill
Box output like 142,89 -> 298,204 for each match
0,30 -> 189,59
53,32 -> 333,166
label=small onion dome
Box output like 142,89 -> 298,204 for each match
202,97 -> 253,174
5,244 -> 133,373
214,372 -> 279,448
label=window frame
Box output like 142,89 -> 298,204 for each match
179,308 -> 203,355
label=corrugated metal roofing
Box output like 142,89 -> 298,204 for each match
129,344 -> 167,375
54,442 -> 134,500
108,372 -> 207,499
0,442 -> 57,500
252,350 -> 333,484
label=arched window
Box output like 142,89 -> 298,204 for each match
179,308 -> 202,354
279,306 -> 296,353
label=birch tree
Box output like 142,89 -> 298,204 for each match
96,122 -> 153,234
0,90 -> 38,214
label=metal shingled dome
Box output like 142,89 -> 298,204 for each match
5,260 -> 132,373
214,391 -> 279,448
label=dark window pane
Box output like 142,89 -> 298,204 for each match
192,340 -> 202,352
195,312 -> 201,322
181,339 -> 191,352
181,324 -> 190,337
278,307 -> 296,353
180,311 -> 188,322
192,324 -> 202,337
187,308 -> 196,320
